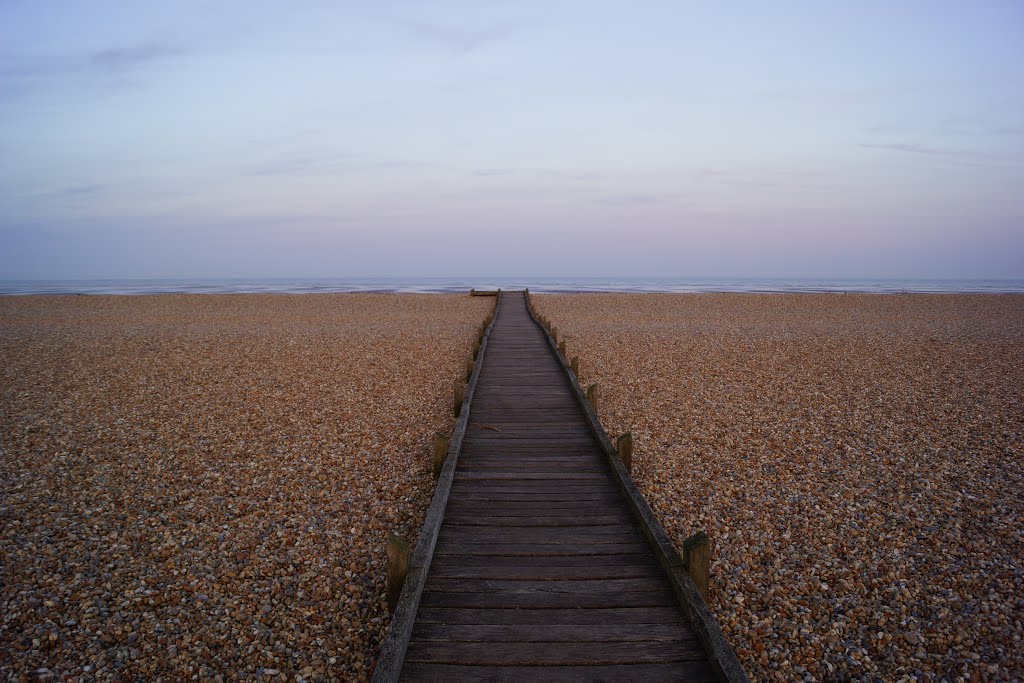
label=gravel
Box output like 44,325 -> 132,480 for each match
0,294 -> 490,682
536,293 -> 1024,682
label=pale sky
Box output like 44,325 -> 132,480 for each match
1,1 -> 1022,279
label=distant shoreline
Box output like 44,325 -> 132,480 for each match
2,277 -> 1023,296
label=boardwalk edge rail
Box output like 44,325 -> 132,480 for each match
525,291 -> 750,683
372,291 -> 503,682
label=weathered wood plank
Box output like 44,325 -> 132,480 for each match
433,541 -> 653,556
428,554 -> 657,568
417,589 -> 680,609
400,662 -> 717,682
444,515 -> 632,527
403,639 -> 707,665
428,563 -> 665,580
424,577 -> 669,594
442,505 -> 625,517
413,606 -> 686,625
410,622 -> 694,643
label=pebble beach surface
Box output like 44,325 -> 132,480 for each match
536,293 -> 1024,682
0,294 -> 491,682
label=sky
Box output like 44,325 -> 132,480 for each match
1,1 -> 1022,279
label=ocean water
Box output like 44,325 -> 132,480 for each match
1,277 -> 1023,295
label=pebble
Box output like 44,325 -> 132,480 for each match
538,293 -> 1024,681
0,294 -> 491,681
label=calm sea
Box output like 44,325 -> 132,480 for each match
1,277 -> 1023,295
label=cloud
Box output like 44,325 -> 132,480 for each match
91,42 -> 187,71
859,142 -> 1023,169
594,193 -> 682,207
859,142 -> 967,157
247,152 -> 441,177
0,41 -> 188,91
374,15 -> 517,52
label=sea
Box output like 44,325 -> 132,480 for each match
1,277 -> 1023,296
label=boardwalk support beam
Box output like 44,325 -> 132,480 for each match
684,531 -> 711,601
616,431 -> 634,472
432,432 -> 449,479
453,382 -> 465,417
386,533 -> 410,612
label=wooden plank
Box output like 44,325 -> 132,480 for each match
442,506 -> 626,518
449,484 -> 620,494
429,554 -> 657,568
423,577 -> 669,593
455,461 -> 607,472
433,541 -> 652,556
414,606 -> 686,625
417,589 -> 680,609
444,515 -> 632,527
410,622 -> 694,643
445,494 -> 616,506
439,525 -> 639,540
402,639 -> 707,665
428,564 -> 665,580
400,662 -> 717,682
455,472 -> 608,481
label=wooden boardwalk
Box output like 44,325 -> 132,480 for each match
374,292 -> 746,682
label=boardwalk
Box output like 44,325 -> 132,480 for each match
374,292 -> 745,681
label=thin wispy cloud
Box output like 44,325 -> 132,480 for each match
860,142 -> 970,157
375,15 -> 519,52
91,42 -> 187,71
593,193 -> 683,207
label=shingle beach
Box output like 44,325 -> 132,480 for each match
0,294 -> 491,681
535,293 -> 1024,682
2,292 -> 1022,682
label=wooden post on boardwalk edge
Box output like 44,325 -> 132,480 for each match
433,432 -> 449,479
616,432 -> 633,472
586,383 -> 598,411
570,356 -> 579,376
386,532 -> 410,611
684,531 -> 711,601
453,381 -> 465,417
465,358 -> 474,383
558,340 -> 567,357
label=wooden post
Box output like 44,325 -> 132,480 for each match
433,431 -> 449,478
465,358 -> 474,382
616,432 -> 633,472
570,356 -> 579,376
551,326 -> 559,342
586,383 -> 598,410
684,531 -> 711,601
472,339 -> 480,360
453,381 -> 465,416
558,340 -> 566,357
386,532 -> 410,611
